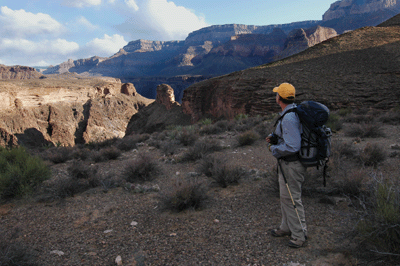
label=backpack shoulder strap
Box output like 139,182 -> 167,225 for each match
273,108 -> 297,127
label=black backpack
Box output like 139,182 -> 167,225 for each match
274,101 -> 332,186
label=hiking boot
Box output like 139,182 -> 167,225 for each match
288,238 -> 306,248
270,228 -> 291,237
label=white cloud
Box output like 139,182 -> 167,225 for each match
62,0 -> 102,8
0,38 -> 79,55
76,16 -> 99,31
0,6 -> 64,38
85,34 -> 128,56
108,0 -> 117,3
117,0 -> 209,41
125,0 -> 139,11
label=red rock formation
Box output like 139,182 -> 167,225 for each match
156,84 -> 179,110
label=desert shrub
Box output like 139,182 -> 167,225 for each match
344,123 -> 385,138
40,163 -> 100,200
233,115 -> 264,132
91,146 -> 121,162
199,118 -> 212,125
161,140 -> 181,156
333,169 -> 366,197
176,128 -> 199,146
0,147 -> 51,200
253,121 -> 274,139
237,130 -> 260,146
180,139 -> 223,162
123,152 -> 161,183
338,108 -> 353,117
197,156 -> 244,188
343,114 -> 375,124
0,239 -> 38,266
159,177 -> 208,212
68,160 -> 98,180
360,143 -> 386,167
357,178 -> 400,260
234,113 -> 249,121
332,141 -> 359,159
116,134 -> 149,151
85,138 -> 119,150
40,146 -> 74,164
326,113 -> 343,132
71,146 -> 92,161
378,109 -> 400,125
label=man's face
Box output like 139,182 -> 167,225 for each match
275,93 -> 280,105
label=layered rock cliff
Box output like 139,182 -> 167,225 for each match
0,65 -> 43,79
0,75 -> 154,147
323,0 -> 400,21
181,18 -> 400,122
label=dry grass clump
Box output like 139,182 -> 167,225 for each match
123,152 -> 161,183
237,130 -> 260,146
158,177 -> 208,212
0,236 -> 38,266
39,161 -> 100,200
40,146 -> 74,164
180,139 -> 223,162
92,146 -> 121,162
116,134 -> 150,151
197,156 -> 245,188
344,123 -> 385,138
333,169 -> 367,197
356,175 -> 400,261
360,143 -> 386,167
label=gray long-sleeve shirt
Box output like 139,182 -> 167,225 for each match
271,104 -> 302,159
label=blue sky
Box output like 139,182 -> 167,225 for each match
0,0 -> 336,67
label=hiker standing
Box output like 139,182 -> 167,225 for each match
266,83 -> 307,248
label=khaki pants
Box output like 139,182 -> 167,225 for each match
278,160 -> 307,241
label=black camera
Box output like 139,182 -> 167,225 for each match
268,133 -> 279,145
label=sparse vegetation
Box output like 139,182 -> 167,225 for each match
159,177 -> 208,212
123,152 -> 161,183
360,143 -> 386,167
344,123 -> 385,138
197,156 -> 244,188
0,147 -> 51,200
180,139 -> 223,162
237,130 -> 260,146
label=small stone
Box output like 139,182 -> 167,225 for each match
213,219 -> 220,223
391,144 -> 400,150
115,255 -> 122,265
169,233 -> 177,237
131,221 -> 138,226
50,250 -> 65,256
104,229 -> 113,234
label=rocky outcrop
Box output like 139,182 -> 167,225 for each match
182,23 -> 400,122
323,0 -> 400,21
156,84 -> 179,110
0,77 -> 154,147
277,26 -> 337,60
0,65 -> 43,79
126,86 -> 191,135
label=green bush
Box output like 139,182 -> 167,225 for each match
159,177 -> 208,212
357,179 -> 400,260
326,113 -> 343,132
0,147 -> 51,200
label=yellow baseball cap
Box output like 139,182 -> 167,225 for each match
273,83 -> 295,100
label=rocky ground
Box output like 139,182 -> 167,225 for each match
1,117 -> 399,266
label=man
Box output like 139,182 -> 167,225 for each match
266,83 -> 307,248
